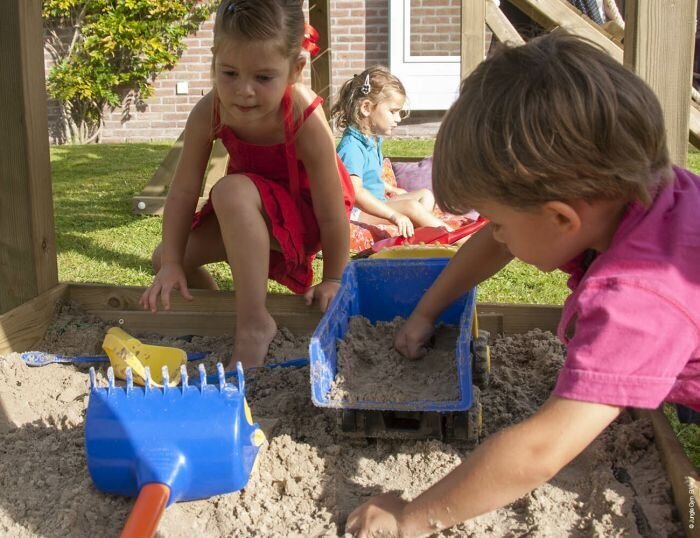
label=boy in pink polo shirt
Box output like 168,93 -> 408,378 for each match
346,31 -> 699,537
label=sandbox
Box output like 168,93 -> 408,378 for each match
0,283 -> 695,537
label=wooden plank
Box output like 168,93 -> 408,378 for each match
134,139 -> 228,215
133,195 -> 209,217
0,0 -> 58,314
66,283 -> 316,314
142,130 -> 185,196
690,105 -> 700,150
309,0 -> 332,116
508,0 -> 623,61
67,284 -> 562,336
200,138 -> 229,198
485,0 -> 526,46
89,310 -> 322,337
461,0 -> 487,79
477,303 -> 561,334
636,409 -> 699,536
624,0 -> 696,166
0,284 -> 67,355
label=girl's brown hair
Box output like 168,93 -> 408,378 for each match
213,0 -> 305,61
433,31 -> 670,214
330,65 -> 408,131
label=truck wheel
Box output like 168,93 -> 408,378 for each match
472,330 -> 491,389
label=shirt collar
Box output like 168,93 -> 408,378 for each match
347,125 -> 382,150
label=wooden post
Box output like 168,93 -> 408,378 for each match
309,0 -> 332,116
0,0 -> 58,314
624,0 -> 697,166
461,0 -> 486,79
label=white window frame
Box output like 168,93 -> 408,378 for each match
389,0 -> 461,110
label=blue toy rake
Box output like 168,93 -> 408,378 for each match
85,362 -> 265,537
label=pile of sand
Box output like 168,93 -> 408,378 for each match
329,317 -> 460,403
0,304 -> 681,537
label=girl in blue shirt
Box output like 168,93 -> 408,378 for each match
332,66 -> 449,237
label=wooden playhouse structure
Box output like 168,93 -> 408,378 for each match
0,0 -> 698,535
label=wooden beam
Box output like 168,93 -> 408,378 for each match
133,137 -> 228,216
508,0 -> 623,61
0,0 -> 58,313
635,409 -> 700,535
0,284 -> 67,356
485,0 -> 526,46
624,0 -> 697,166
309,0 -> 332,116
461,0 -> 487,79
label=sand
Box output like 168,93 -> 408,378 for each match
328,317 -> 460,403
0,303 -> 682,537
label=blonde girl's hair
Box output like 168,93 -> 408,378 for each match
330,65 -> 408,131
433,30 -> 671,215
212,0 -> 305,62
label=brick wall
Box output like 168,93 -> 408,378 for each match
409,0 -> 461,56
44,1 -> 463,144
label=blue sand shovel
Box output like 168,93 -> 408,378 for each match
20,350 -> 208,367
85,362 -> 265,538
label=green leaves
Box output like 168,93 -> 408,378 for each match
43,0 -> 216,143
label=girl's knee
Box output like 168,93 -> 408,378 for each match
418,189 -> 435,206
211,174 -> 260,212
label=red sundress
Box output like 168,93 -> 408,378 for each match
191,87 -> 355,293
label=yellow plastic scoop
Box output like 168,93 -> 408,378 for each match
369,244 -> 458,259
102,327 -> 187,387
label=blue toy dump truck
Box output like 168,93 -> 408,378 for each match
310,258 -> 490,442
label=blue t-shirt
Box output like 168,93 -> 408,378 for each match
336,126 -> 386,202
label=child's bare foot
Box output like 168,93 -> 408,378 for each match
227,313 -> 277,370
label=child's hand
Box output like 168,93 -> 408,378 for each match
304,280 -> 341,312
389,213 -> 414,237
345,492 -> 407,537
395,313 -> 434,359
139,262 -> 193,312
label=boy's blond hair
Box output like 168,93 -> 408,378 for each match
433,31 -> 670,214
330,65 -> 408,131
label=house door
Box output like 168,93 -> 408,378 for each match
389,0 -> 461,110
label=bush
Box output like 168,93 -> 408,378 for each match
43,0 -> 216,143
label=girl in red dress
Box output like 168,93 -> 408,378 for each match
140,0 -> 354,369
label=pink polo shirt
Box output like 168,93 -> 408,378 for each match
553,166 -> 700,411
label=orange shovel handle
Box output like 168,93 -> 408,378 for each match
121,483 -> 170,538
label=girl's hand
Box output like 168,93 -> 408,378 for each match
395,313 -> 435,359
304,279 -> 341,312
345,493 -> 408,538
392,187 -> 408,195
139,262 -> 193,312
389,213 -> 414,237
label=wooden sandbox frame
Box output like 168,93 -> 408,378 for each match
0,283 -> 698,534
1,0 -> 697,535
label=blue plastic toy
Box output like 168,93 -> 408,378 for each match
310,258 -> 477,412
85,362 -> 265,536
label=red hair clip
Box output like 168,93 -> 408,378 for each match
302,23 -> 321,56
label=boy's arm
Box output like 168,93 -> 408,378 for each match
346,396 -> 622,537
415,223 -> 513,319
395,224 -> 513,358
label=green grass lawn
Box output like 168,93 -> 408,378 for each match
50,141 -> 699,464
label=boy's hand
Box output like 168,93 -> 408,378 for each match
395,313 -> 434,359
389,213 -> 414,237
304,280 -> 341,312
139,262 -> 193,312
345,493 -> 407,538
